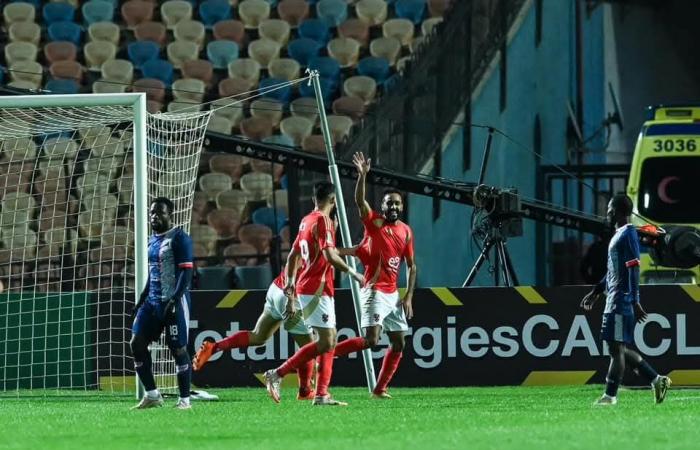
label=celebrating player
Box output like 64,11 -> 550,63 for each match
130,197 -> 195,410
191,262 -> 318,400
333,152 -> 417,399
263,181 -> 363,406
581,193 -> 671,406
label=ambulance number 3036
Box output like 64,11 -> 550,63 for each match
652,139 -> 697,152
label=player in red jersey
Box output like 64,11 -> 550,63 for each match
333,152 -> 418,399
264,181 -> 363,406
191,262 -> 317,400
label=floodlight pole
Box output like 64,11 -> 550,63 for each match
309,71 -> 377,392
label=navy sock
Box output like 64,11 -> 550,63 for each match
605,378 -> 620,397
174,350 -> 191,398
135,352 -> 156,392
637,360 -> 659,383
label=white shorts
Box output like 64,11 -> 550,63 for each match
360,288 -> 409,332
299,294 -> 336,329
263,284 -> 311,335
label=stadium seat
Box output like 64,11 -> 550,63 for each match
227,58 -> 261,84
428,0 -> 450,17
48,22 -> 82,45
218,78 -> 255,108
190,224 -> 218,253
223,242 -> 258,267
1,137 -> 37,162
259,19 -> 291,45
298,76 -> 335,104
252,207 -> 287,233
408,36 -> 425,53
234,265 -> 273,289
127,41 -> 159,69
210,98 -> 244,126
280,116 -> 313,146
166,40 -> 199,69
197,266 -> 233,289
370,36 -> 401,65
88,22 -> 120,45
268,189 -> 289,214
207,40 -> 239,69
383,18 -> 414,46
258,77 -> 291,104
343,76 -> 377,104
308,56 -> 341,85
316,0 -> 347,27
248,157 -> 280,177
356,0 -> 388,26
237,223 -> 273,253
240,171 -> 273,200
192,191 -> 210,218
45,79 -> 80,95
43,2 -> 75,24
82,1 -> 114,26
287,38 -> 322,66
3,2 -> 35,25
134,21 -> 167,46
326,114 -> 353,143
268,58 -> 300,82
121,0 -> 154,29
302,134 -> 333,154
172,78 -> 206,102
395,0 -> 427,24
216,189 -> 248,213
174,19 -> 206,48
4,42 -> 37,65
250,99 -> 284,128
239,117 -> 274,141
276,0 -> 309,28
199,172 -> 233,199
290,97 -> 318,124
132,78 -> 166,103
141,59 -> 174,87
167,100 -> 202,113
338,18 -> 369,47
212,20 -> 247,45
182,59 -> 214,86
207,208 -> 241,240
50,60 -> 83,83
238,0 -> 271,29
210,154 -> 244,179
248,39 -> 281,69
199,0 -> 232,27
101,59 -> 134,83
357,56 -> 390,83
44,41 -> 78,64
161,0 -> 192,30
298,18 -> 330,45
8,22 -> 40,46
84,42 -> 117,70
327,37 -> 360,68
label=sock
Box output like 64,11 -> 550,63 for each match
637,360 -> 659,384
297,359 -> 315,394
146,389 -> 160,400
277,341 -> 321,377
174,351 -> 191,399
333,337 -> 368,357
216,330 -> 251,352
605,377 -> 620,398
315,352 -> 335,397
374,349 -> 403,394
134,352 -> 156,392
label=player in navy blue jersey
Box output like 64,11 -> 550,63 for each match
130,197 -> 194,410
581,194 -> 671,406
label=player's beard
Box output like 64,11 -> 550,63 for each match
384,209 -> 400,223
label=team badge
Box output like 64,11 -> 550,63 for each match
322,313 -> 329,323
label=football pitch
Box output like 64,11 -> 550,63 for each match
2,386 -> 699,450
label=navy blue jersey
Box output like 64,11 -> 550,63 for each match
147,227 -> 193,305
604,224 -> 640,314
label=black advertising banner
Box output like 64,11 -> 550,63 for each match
189,285 -> 700,388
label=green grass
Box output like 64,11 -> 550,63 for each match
1,386 -> 699,450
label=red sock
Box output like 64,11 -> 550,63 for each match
315,351 -> 334,397
374,349 -> 402,393
297,359 -> 314,394
277,342 -> 320,377
215,331 -> 250,352
333,337 -> 368,357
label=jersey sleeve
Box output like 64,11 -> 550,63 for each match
173,231 -> 194,269
361,209 -> 383,228
316,215 -> 335,251
623,228 -> 641,269
403,226 -> 415,259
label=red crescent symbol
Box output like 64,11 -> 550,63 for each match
657,176 -> 680,204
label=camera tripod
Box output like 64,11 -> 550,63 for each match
462,224 -> 519,287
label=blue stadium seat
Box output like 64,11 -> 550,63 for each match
395,0 -> 427,25
207,40 -> 239,69
263,134 -> 295,148
43,2 -> 75,24
252,207 -> 287,234
82,1 -> 114,26
287,38 -> 322,66
308,56 -> 341,86
127,41 -> 160,69
259,77 -> 292,105
279,174 -> 288,190
316,0 -> 348,28
199,0 -> 232,28
197,267 -> 233,289
234,265 -> 273,289
299,76 -> 335,105
45,79 -> 80,95
357,56 -> 391,84
298,19 -> 330,45
141,59 -> 174,87
47,22 -> 82,45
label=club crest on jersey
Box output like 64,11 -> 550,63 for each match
322,313 -> 329,323
373,313 -> 380,322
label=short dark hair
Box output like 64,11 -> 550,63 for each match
152,197 -> 175,214
382,189 -> 403,200
611,193 -> 633,216
313,182 -> 335,203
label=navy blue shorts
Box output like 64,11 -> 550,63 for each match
601,312 -> 635,345
132,296 -> 190,349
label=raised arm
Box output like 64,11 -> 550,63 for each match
353,152 -> 372,219
322,247 -> 363,283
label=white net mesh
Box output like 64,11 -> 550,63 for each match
0,99 -> 209,395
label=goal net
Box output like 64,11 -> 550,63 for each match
0,94 -> 209,395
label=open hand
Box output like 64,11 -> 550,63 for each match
634,303 -> 648,324
353,152 -> 371,176
401,296 -> 413,320
580,291 -> 603,311
283,295 -> 297,321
